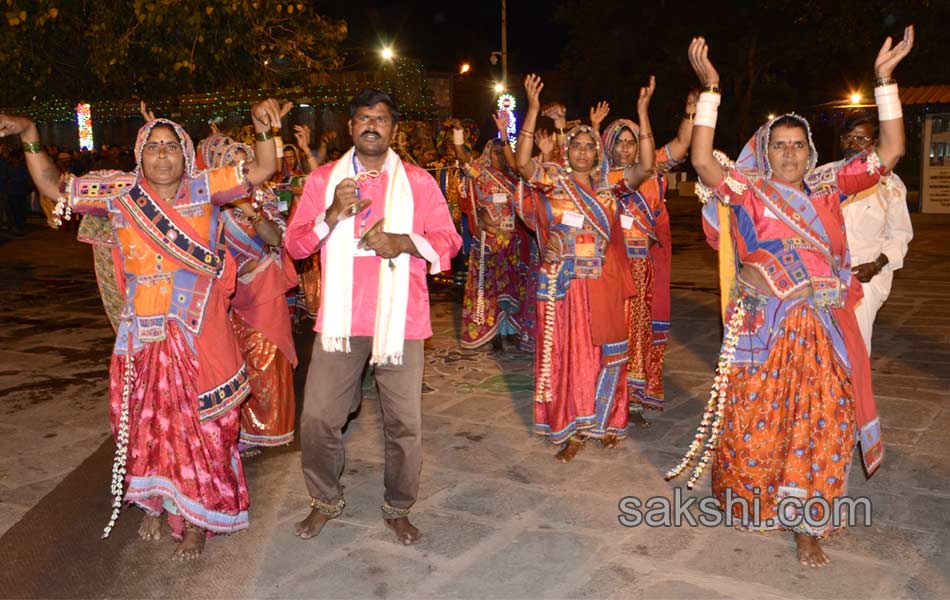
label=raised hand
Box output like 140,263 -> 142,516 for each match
293,124 -> 312,151
637,76 -> 656,114
492,110 -> 509,135
542,102 -> 567,130
524,74 -> 544,111
535,129 -> 555,157
251,99 -> 292,130
688,37 -> 720,88
0,114 -> 35,138
589,101 -> 610,132
139,101 -> 156,122
875,25 -> 914,78
209,121 -> 221,136
320,130 -> 337,147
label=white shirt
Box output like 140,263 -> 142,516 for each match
842,172 -> 913,301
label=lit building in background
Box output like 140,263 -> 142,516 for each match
76,103 -> 94,150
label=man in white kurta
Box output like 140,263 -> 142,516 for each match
839,115 -> 913,353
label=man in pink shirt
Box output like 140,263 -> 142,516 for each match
285,89 -> 461,545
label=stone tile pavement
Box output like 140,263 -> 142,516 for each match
1,202 -> 949,599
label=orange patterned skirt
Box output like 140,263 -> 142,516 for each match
712,304 -> 857,537
231,312 -> 296,447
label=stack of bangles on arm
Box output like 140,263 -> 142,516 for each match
694,87 -> 721,129
255,128 -> 278,142
875,79 -> 902,121
519,129 -> 534,138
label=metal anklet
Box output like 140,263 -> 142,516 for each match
310,497 -> 345,518
381,503 -> 411,519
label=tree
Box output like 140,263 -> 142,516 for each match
0,1 -> 348,106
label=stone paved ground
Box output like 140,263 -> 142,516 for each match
1,200 -> 949,599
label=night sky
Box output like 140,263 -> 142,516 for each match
321,0 -> 563,75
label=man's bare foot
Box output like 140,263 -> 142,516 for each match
554,436 -> 584,463
629,411 -> 652,428
172,525 -> 205,561
384,517 -> 422,545
138,514 -> 162,542
794,533 -> 830,568
294,508 -> 333,539
601,433 -> 620,449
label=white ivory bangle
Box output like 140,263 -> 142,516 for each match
453,128 -> 465,146
875,84 -> 902,121
695,92 -> 721,129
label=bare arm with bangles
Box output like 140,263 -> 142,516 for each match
516,74 -> 545,180
623,76 -> 657,188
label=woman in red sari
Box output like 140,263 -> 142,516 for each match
0,99 -> 286,560
514,74 -> 655,462
594,89 -> 696,424
453,114 -> 532,351
214,141 -> 299,453
670,29 -> 913,567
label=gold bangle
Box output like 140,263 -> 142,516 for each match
255,129 -> 276,142
875,77 -> 897,88
638,132 -> 654,140
685,113 -> 696,122
22,140 -> 43,154
703,83 -> 721,94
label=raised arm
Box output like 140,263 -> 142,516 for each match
448,118 -> 473,164
516,74 -> 544,180
623,76 -> 657,188
874,25 -> 914,171
666,90 -> 699,162
687,37 -> 724,187
245,99 -> 292,186
0,115 -> 61,199
489,111 -> 517,170
293,125 -> 320,173
589,101 -> 610,138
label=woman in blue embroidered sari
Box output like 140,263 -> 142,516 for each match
0,99 -> 287,560
514,74 -> 655,463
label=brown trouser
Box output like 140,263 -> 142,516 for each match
301,335 -> 424,518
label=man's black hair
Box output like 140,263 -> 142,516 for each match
842,112 -> 879,139
348,89 -> 400,123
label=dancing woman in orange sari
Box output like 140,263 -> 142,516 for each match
0,99 -> 286,560
670,29 -> 913,567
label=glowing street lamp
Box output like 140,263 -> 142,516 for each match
767,113 -> 776,120
493,82 -> 504,94
849,92 -> 863,105
380,46 -> 394,61
459,63 -> 471,75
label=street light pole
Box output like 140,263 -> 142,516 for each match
501,0 -> 508,86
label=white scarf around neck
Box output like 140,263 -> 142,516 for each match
321,147 -> 413,365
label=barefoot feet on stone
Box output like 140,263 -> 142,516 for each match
600,433 -> 620,449
138,514 -> 163,542
629,411 -> 652,428
172,525 -> 206,561
554,436 -> 584,463
294,508 -> 333,539
384,517 -> 422,545
795,533 -> 830,568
